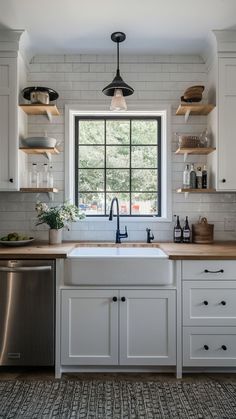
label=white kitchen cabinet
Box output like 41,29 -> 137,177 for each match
183,326 -> 236,367
61,288 -> 176,367
207,32 -> 236,191
182,260 -> 236,368
0,57 -> 18,190
61,289 -> 119,365
183,281 -> 236,326
0,30 -> 27,191
119,290 -> 176,365
217,58 -> 236,190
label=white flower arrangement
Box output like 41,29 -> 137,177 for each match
35,202 -> 85,230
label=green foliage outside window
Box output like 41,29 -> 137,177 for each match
75,117 -> 161,216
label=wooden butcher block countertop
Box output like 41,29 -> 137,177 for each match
0,241 -> 236,259
159,242 -> 236,260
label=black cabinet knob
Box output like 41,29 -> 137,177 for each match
221,345 -> 227,351
203,300 -> 208,306
121,297 -> 126,302
220,300 -> 226,306
9,178 -> 13,183
112,296 -> 117,302
204,345 -> 209,351
222,179 -> 226,183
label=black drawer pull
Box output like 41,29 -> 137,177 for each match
9,178 -> 13,183
112,296 -> 118,302
220,300 -> 226,306
203,345 -> 209,351
204,269 -> 224,274
203,300 -> 208,306
221,345 -> 227,351
222,179 -> 226,183
121,297 -> 126,302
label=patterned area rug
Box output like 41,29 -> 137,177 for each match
0,378 -> 236,418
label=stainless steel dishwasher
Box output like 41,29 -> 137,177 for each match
0,259 -> 55,366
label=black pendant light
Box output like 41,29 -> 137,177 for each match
102,32 -> 134,110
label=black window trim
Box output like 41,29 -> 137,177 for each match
74,115 -> 162,217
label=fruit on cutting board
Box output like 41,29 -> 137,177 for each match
0,232 -> 32,241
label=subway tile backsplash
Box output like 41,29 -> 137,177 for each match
0,53 -> 236,241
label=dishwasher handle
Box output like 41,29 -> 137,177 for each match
0,266 -> 52,273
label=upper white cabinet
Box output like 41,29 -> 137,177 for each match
0,30 -> 26,191
208,31 -> 236,191
218,58 -> 236,190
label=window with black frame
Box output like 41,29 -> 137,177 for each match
75,116 -> 161,216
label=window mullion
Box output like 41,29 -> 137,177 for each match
104,119 -> 107,216
129,120 -> 132,216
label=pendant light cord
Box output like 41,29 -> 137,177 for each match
117,42 -> 120,72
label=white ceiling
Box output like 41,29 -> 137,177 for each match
0,0 -> 236,58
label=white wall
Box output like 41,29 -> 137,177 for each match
0,53 -> 235,242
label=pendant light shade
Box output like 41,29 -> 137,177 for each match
102,32 -> 134,110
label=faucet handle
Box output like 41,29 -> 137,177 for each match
119,225 -> 128,239
123,225 -> 128,238
146,228 -> 154,243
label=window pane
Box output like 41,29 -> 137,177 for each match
131,193 -> 158,215
106,193 -> 130,215
79,169 -> 104,192
106,120 -> 130,144
132,169 -> 157,192
106,169 -> 130,192
79,145 -> 105,168
79,120 -> 104,144
131,120 -> 157,144
106,146 -> 130,168
79,193 -> 105,215
132,146 -> 158,168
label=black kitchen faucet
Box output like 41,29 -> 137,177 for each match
109,197 -> 128,243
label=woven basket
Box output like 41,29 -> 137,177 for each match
192,217 -> 214,244
178,135 -> 201,148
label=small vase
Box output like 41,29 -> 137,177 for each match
49,228 -> 62,245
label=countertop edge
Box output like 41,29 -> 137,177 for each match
1,241 -> 236,260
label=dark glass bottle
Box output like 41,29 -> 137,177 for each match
183,216 -> 191,243
174,215 -> 182,243
202,165 -> 207,189
190,164 -> 196,189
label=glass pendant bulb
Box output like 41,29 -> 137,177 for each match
110,89 -> 127,111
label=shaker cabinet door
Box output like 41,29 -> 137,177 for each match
0,57 -> 18,191
119,290 -> 176,365
218,58 -> 236,190
61,289 -> 119,365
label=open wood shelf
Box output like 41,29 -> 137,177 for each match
176,103 -> 215,122
20,188 -> 59,193
175,147 -> 216,156
176,188 -> 216,193
20,147 -> 60,155
176,104 -> 215,116
19,104 -> 60,120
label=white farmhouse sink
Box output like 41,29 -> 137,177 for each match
68,246 -> 167,258
65,246 -> 173,286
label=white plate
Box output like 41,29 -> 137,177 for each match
0,238 -> 35,247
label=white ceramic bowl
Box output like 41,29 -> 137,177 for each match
23,136 -> 57,148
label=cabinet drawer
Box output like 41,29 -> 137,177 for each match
183,281 -> 236,326
182,260 -> 236,280
183,326 -> 236,367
